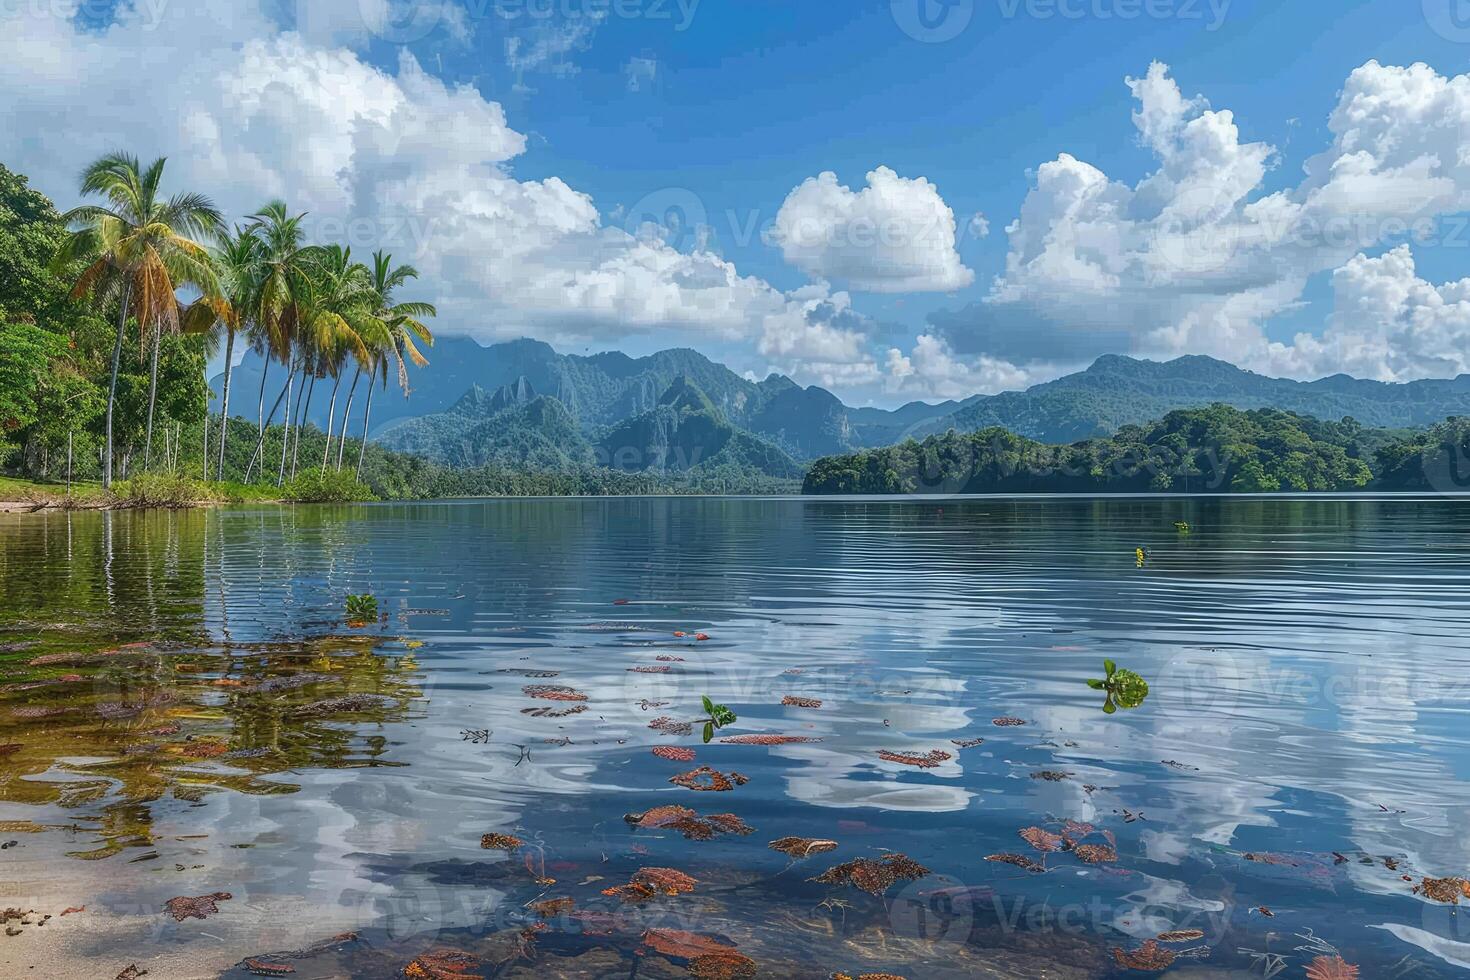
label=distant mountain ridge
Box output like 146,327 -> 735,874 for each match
211,339 -> 1470,471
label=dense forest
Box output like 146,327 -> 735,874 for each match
803,405 -> 1470,495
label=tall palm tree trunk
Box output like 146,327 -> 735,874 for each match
356,379 -> 376,480
143,321 -> 162,470
321,373 -> 342,474
215,329 -> 235,481
255,356 -> 271,452
292,372 -> 314,481
276,368 -> 295,486
102,283 -> 132,490
336,367 -> 360,471
244,362 -> 295,484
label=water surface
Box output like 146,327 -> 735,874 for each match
2,497 -> 1469,977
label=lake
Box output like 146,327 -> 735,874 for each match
1,496 -> 1469,978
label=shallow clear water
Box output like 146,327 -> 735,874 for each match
3,496 -> 1470,977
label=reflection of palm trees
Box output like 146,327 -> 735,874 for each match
0,636 -> 421,860
0,510 -> 424,860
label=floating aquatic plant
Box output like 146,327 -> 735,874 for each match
813,853 -> 930,896
769,836 -> 838,860
1112,939 -> 1175,971
700,695 -> 738,743
163,891 -> 232,922
344,594 -> 377,626
1305,956 -> 1360,980
1087,659 -> 1149,714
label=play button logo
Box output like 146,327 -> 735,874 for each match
1425,0 -> 1470,42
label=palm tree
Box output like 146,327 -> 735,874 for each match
240,201 -> 316,483
51,153 -> 220,488
202,225 -> 263,481
286,245 -> 385,476
356,251 -> 436,477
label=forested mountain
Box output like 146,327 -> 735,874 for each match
926,354 -> 1470,443
215,341 -> 1470,475
375,380 -> 596,470
596,377 -> 803,480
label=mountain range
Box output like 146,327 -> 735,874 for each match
211,338 -> 1470,478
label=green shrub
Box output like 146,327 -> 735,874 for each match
109,473 -> 209,508
283,470 -> 378,503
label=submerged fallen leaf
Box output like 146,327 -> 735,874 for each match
1030,770 -> 1071,782
641,928 -> 736,959
602,867 -> 697,902
689,951 -> 758,979
652,746 -> 696,762
1073,844 -> 1117,864
992,717 -> 1026,727
769,837 -> 838,860
242,959 -> 295,976
670,766 -> 749,792
813,852 -> 930,896
985,853 -> 1045,872
480,833 -> 524,851
625,805 -> 698,829
115,968 -> 147,980
650,716 -> 694,736
1111,940 -> 1175,971
521,704 -> 587,718
523,685 -> 588,702
628,665 -> 671,673
1305,956 -> 1360,980
1415,877 -> 1470,904
163,892 -> 232,922
951,737 -> 985,748
402,948 -> 483,979
60,906 -> 85,916
1155,929 -> 1205,943
1019,827 -> 1065,853
527,897 -> 574,918
781,695 -> 822,709
876,749 -> 951,769
719,734 -> 821,745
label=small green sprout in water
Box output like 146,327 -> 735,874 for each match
700,695 -> 738,743
1087,659 -> 1149,714
345,594 -> 379,625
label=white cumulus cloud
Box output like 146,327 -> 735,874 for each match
773,167 -> 974,293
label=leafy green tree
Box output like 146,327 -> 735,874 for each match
51,153 -> 220,487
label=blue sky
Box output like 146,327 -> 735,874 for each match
9,0 -> 1470,405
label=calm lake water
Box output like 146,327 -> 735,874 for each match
2,496 -> 1470,978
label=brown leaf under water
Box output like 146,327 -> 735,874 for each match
1305,956 -> 1360,980
781,695 -> 822,708
985,853 -> 1045,872
719,734 -> 821,745
641,928 -> 736,959
813,853 -> 930,896
480,833 -> 524,851
1155,929 -> 1205,943
1019,827 -> 1065,853
1030,770 -> 1071,781
1416,876 -> 1470,904
650,716 -> 694,736
769,836 -> 839,860
951,737 -> 985,748
876,749 -> 952,769
523,685 -> 588,702
652,746 -> 696,762
1111,939 -> 1176,971
115,968 -> 147,980
521,704 -> 587,718
602,867 -> 697,903
527,897 -> 574,918
163,892 -> 232,922
242,959 -> 295,976
689,951 -> 758,979
402,948 -> 484,979
625,805 -> 698,829
1073,844 -> 1118,864
628,665 -> 671,673
992,717 -> 1026,726
670,766 -> 749,792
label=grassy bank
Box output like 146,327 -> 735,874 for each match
0,470 -> 376,511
